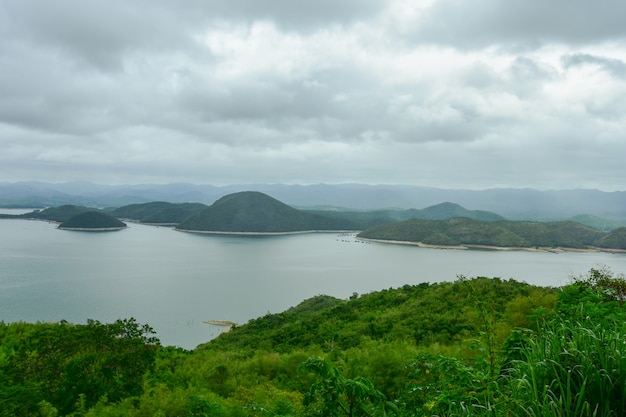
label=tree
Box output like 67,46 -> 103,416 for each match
298,358 -> 392,417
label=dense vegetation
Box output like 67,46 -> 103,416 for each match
358,217 -> 626,250
306,202 -> 505,230
3,267 -> 626,416
177,191 -> 357,232
22,205 -> 95,222
108,202 -> 208,224
58,211 -> 127,230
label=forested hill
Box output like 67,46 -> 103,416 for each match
358,217 -> 626,250
203,277 -> 555,353
3,269 -> 626,416
177,191 -> 358,232
108,201 -> 208,224
58,211 -> 127,230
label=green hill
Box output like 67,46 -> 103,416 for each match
403,202 -> 506,221
304,202 -> 505,230
22,204 -> 95,222
58,211 -> 127,230
4,268 -> 626,416
109,201 -> 207,224
357,217 -> 622,249
177,191 -> 357,233
568,214 -> 626,231
595,227 -> 626,249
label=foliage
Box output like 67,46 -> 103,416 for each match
22,205 -> 96,222
108,202 -> 207,224
177,191 -> 358,232
358,217 -> 625,249
0,318 -> 159,416
298,358 -> 390,417
58,211 -> 127,229
5,269 -> 626,416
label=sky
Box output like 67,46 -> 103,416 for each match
1,0 -> 626,190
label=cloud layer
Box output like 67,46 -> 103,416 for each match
2,0 -> 626,189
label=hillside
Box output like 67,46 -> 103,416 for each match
177,191 -> 357,233
3,269 -> 626,416
22,204 -> 95,222
108,201 -> 207,224
357,217 -> 626,250
306,202 -> 506,230
403,202 -> 505,221
4,182 -> 626,223
58,211 -> 127,230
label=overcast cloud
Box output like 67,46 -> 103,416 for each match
1,0 -> 626,190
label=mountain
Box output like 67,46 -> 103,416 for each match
595,227 -> 626,250
3,182 -> 626,223
22,205 -> 96,222
177,191 -> 357,233
58,211 -> 127,230
402,202 -> 505,221
357,218 -> 625,250
108,202 -> 207,224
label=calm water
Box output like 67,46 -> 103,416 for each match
2,214 -> 626,349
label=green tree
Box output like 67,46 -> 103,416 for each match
298,357 -> 392,417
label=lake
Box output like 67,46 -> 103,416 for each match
2,213 -> 626,349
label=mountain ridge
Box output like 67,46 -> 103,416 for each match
2,182 -> 626,225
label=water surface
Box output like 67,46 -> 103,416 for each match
1,218 -> 625,348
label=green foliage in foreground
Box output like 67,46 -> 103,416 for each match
2,268 -> 626,416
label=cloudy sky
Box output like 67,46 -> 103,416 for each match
2,0 -> 626,190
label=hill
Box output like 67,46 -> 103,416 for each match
357,217 -> 626,250
400,201 -> 505,221
58,211 -> 127,230
177,191 -> 357,233
4,182 -> 626,223
306,202 -> 506,230
21,204 -> 95,222
108,201 -> 207,224
3,269 -> 626,416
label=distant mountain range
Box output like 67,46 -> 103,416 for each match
2,181 -> 626,225
5,191 -> 626,249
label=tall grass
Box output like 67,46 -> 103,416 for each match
500,317 -> 626,417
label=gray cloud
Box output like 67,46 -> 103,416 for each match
410,0 -> 626,49
1,0 -> 626,190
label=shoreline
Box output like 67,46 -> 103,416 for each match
57,226 -> 127,232
174,229 -> 358,236
356,237 -> 626,254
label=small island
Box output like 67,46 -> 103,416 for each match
58,211 -> 127,231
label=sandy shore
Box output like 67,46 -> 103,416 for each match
356,237 -> 626,254
57,226 -> 127,232
175,229 -> 357,236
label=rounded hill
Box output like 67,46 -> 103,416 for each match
58,211 -> 127,231
177,191 -> 355,233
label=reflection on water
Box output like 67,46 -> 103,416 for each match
1,219 -> 625,349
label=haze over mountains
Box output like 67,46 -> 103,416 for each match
2,181 -> 626,223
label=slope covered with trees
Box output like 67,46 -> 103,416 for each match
108,201 -> 207,224
21,204 -> 95,222
358,217 -> 626,250
58,211 -> 127,230
177,191 -> 357,233
2,269 -> 626,416
3,268 -> 626,416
